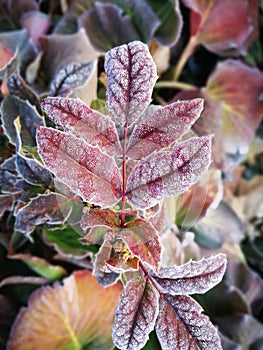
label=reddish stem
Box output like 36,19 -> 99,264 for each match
121,126 -> 128,227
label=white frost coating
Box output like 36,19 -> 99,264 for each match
41,97 -> 122,155
156,295 -> 223,350
152,253 -> 227,295
126,136 -> 212,209
127,98 -> 204,159
112,278 -> 159,350
105,41 -> 158,127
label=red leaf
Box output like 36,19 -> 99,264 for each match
112,277 -> 159,350
41,97 -> 121,155
81,208 -> 121,230
127,98 -> 204,159
36,127 -> 122,207
15,193 -> 73,235
152,253 -> 227,295
127,136 -> 212,209
105,41 -> 157,127
156,294 -> 223,349
122,219 -> 162,273
182,0 -> 258,56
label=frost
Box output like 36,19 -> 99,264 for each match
156,295 -> 223,350
127,98 -> 204,159
41,97 -> 121,155
151,253 -> 227,295
105,41 -> 158,127
112,278 -> 159,350
126,136 -> 212,209
36,127 -> 122,207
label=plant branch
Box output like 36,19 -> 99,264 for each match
172,35 -> 200,81
155,80 -> 197,91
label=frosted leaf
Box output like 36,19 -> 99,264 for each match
126,136 -> 212,209
49,60 -> 96,97
156,294 -> 223,349
36,127 -> 122,208
105,41 -> 158,127
41,97 -> 121,155
151,253 -> 227,295
112,278 -> 159,350
15,193 -> 72,236
81,208 -> 121,231
127,98 -> 204,159
122,219 -> 162,273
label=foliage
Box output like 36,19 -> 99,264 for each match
0,1 -> 263,349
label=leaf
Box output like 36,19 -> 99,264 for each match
15,193 -> 73,235
36,126 -> 122,207
20,11 -> 50,45
126,136 -> 212,209
49,60 -> 96,97
156,294 -> 223,349
7,270 -> 122,350
0,194 -> 15,218
81,208 -> 121,230
8,254 -> 67,281
105,40 -> 158,127
146,0 -> 183,46
152,253 -> 227,295
127,98 -> 204,159
182,0 -> 258,56
1,95 -> 44,146
0,44 -> 18,80
41,96 -> 121,155
122,219 -> 162,273
7,73 -> 41,113
44,227 -> 96,258
78,2 -> 140,52
112,277 -> 159,350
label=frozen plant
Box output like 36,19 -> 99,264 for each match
36,41 -> 227,350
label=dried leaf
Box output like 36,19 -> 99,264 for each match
36,127 -> 122,207
156,294 -> 223,349
7,270 -> 122,350
112,277 -> 159,350
15,193 -> 72,235
122,219 -> 162,273
0,44 -> 18,80
49,60 -> 96,97
152,253 -> 227,295
127,98 -> 204,159
127,136 -> 212,209
105,40 -> 158,127
41,96 -> 121,155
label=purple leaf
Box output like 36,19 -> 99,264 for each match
15,193 -> 73,235
1,95 -> 44,146
127,98 -> 204,159
16,154 -> 52,186
122,219 -> 162,273
127,136 -> 212,209
112,278 -> 159,350
81,208 -> 121,231
78,2 -> 140,52
105,41 -> 158,127
0,194 -> 15,218
152,253 -> 227,295
49,61 -> 96,97
36,127 -> 122,207
41,97 -> 121,155
156,294 -> 223,349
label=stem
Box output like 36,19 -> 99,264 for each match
155,80 -> 197,91
121,126 -> 128,227
139,261 -> 165,296
172,35 -> 199,81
